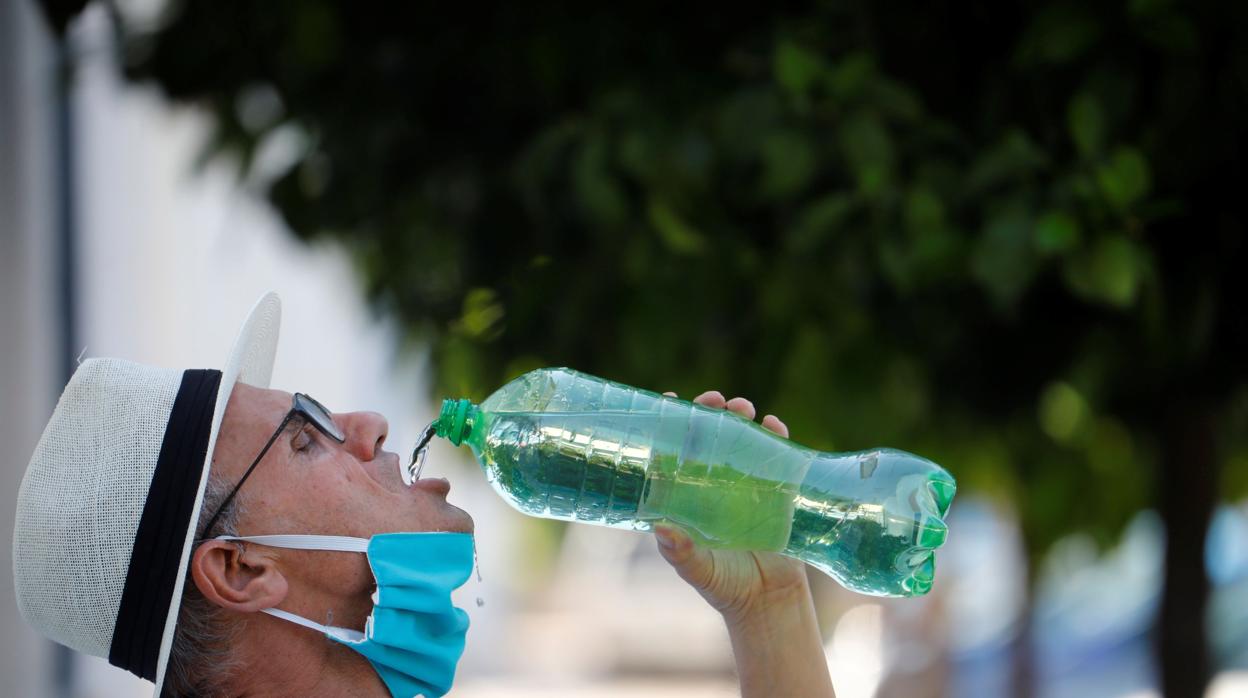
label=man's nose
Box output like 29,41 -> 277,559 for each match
338,411 -> 389,461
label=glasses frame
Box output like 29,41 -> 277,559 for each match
198,392 -> 345,539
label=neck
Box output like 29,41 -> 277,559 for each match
222,611 -> 387,697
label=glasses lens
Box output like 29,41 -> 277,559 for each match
296,394 -> 345,442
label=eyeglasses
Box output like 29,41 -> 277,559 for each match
199,393 -> 345,539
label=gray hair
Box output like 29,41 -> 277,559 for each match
163,477 -> 244,697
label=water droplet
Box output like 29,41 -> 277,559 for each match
473,539 -> 483,582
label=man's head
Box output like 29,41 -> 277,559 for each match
188,382 -> 472,623
14,292 -> 473,696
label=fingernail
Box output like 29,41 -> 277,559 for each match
655,527 -> 675,550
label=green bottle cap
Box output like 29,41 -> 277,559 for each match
435,398 -> 475,446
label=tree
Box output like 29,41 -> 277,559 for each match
100,1 -> 1247,695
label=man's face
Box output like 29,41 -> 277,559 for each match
207,382 -> 473,623
212,382 -> 474,538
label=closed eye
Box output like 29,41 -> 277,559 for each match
289,419 -> 318,454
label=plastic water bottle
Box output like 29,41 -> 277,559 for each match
434,368 -> 955,597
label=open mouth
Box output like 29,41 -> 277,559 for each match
399,452 -> 414,487
393,451 -> 452,497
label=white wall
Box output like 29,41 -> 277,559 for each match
0,0 -> 61,695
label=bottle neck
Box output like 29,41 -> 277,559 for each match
435,398 -> 478,446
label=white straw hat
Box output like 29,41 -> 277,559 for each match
13,291 -> 282,694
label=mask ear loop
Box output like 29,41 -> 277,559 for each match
405,421 -> 437,485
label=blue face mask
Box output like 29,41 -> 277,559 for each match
215,532 -> 474,698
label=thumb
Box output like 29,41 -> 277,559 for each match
655,524 -> 714,590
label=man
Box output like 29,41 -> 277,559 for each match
14,293 -> 834,697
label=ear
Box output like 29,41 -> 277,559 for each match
191,540 -> 289,613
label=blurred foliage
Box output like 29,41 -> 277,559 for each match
111,1 -> 1247,563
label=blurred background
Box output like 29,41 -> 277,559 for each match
2,1 -> 1246,696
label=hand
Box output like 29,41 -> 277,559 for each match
653,390 -> 812,625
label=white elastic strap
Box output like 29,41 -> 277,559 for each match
215,534 -> 371,553
261,607 -> 366,644
262,606 -> 328,634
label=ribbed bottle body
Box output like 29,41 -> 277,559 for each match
457,368 -> 954,597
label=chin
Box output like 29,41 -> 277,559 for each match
443,504 -> 475,534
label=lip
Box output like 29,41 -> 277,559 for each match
370,451 -> 453,498
411,477 -> 451,496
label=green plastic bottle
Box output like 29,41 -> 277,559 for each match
433,368 -> 955,597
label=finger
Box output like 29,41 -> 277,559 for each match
654,524 -> 713,589
693,390 -> 727,408
663,391 -> 677,397
761,414 -> 789,438
724,397 -> 756,421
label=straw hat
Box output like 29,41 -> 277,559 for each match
12,292 -> 281,693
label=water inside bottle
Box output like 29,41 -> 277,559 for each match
467,408 -> 953,597
784,452 -> 953,596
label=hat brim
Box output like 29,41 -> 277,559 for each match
151,292 -> 281,694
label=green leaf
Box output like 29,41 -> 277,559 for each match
786,194 -> 855,253
437,334 -> 489,401
826,52 -> 875,100
966,130 -> 1047,193
1015,4 -> 1100,66
1062,234 -> 1144,307
573,134 -> 629,226
714,89 -> 783,161
1086,417 -> 1135,475
1038,381 -> 1090,442
899,187 -> 960,283
647,198 -> 707,255
904,188 -> 945,233
1034,211 -> 1082,255
839,111 -> 894,196
617,130 -> 655,181
1096,147 -> 1152,210
971,206 -> 1037,307
760,130 -> 817,199
774,40 -> 825,97
453,288 -> 505,340
868,79 -> 923,122
911,225 -> 959,276
1067,92 -> 1106,158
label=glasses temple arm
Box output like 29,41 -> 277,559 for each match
199,412 -> 293,539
